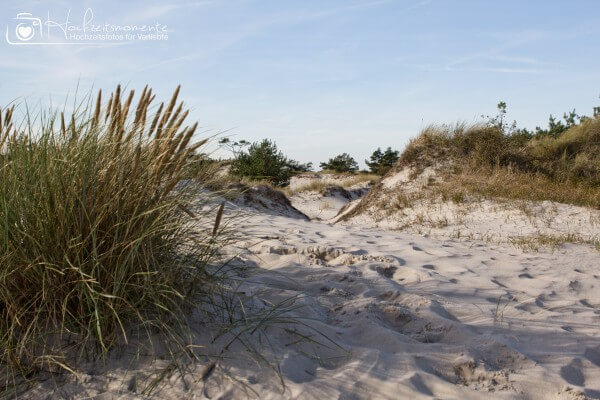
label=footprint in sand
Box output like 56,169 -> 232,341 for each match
281,354 -> 317,384
491,279 -> 508,288
534,295 -> 545,308
560,358 -> 585,386
394,268 -> 426,284
370,265 -> 397,278
408,374 -> 434,396
568,280 -> 582,292
561,325 -> 574,332
584,389 -> 600,399
580,299 -> 596,308
584,346 -> 600,367
518,272 -> 533,279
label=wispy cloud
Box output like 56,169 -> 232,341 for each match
303,0 -> 395,19
407,0 -> 433,11
416,29 -> 561,75
486,55 -> 551,66
444,30 -> 554,69
298,0 -> 431,20
118,1 -> 217,24
470,67 -> 556,74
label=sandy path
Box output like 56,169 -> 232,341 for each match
225,210 -> 600,399
23,202 -> 600,399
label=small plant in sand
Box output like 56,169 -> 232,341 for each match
0,85 -> 225,390
508,232 -> 598,252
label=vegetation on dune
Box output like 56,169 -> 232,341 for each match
484,100 -> 595,139
526,118 -> 600,185
397,102 -> 600,207
319,153 -> 359,173
365,147 -> 399,175
284,173 -> 378,195
0,85 -> 227,389
226,138 -> 312,186
0,88 -> 346,397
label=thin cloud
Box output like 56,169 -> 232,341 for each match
300,0 -> 431,20
470,67 -> 556,74
119,1 -> 216,24
407,0 -> 433,11
306,0 -> 395,19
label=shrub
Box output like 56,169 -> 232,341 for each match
399,123 -> 514,170
366,147 -> 399,175
526,117 -> 600,185
230,139 -> 310,186
0,85 -> 222,381
532,110 -> 586,138
398,114 -> 600,206
484,100 -> 595,139
320,153 -> 359,173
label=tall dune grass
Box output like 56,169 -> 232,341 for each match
0,85 -> 223,386
396,119 -> 600,207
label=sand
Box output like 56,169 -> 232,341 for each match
23,173 -> 600,399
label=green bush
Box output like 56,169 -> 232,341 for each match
320,153 -> 359,173
366,147 -> 399,175
230,139 -> 310,186
0,85 -> 221,380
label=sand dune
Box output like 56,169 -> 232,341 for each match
24,173 -> 600,399
227,208 -> 600,399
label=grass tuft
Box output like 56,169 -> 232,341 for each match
0,85 -> 223,388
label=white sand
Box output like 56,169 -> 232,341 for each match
229,209 -> 600,399
341,166 -> 600,248
24,175 -> 600,399
289,184 -> 369,221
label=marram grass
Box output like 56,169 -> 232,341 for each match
0,85 -> 223,388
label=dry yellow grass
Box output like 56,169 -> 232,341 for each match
434,167 -> 600,209
285,173 -> 379,195
508,233 -> 600,252
393,119 -> 600,208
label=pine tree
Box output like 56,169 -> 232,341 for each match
366,147 -> 399,175
320,153 -> 359,173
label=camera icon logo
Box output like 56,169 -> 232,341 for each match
9,13 -> 43,43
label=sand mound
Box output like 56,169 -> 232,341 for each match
290,184 -> 370,221
233,184 -> 309,220
287,173 -> 372,221
31,206 -> 600,399
289,173 -> 373,191
20,172 -> 600,399
338,164 -> 600,250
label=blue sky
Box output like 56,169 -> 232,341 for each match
1,0 -> 599,168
